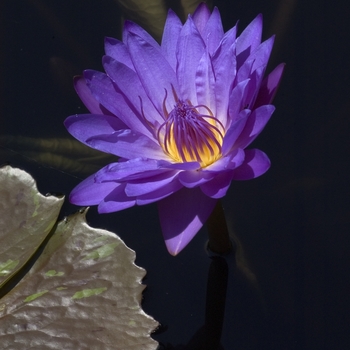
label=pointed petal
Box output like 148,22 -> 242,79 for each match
84,70 -> 153,138
64,114 -> 126,146
104,37 -> 134,70
126,31 -> 179,115
86,130 -> 167,160
192,3 -> 211,35
212,42 -> 236,125
158,187 -> 217,255
98,183 -> 136,213
137,179 -> 183,205
232,149 -> 270,180
176,16 -> 206,103
123,20 -> 160,50
228,79 -> 250,124
74,76 -> 114,115
94,158 -> 161,182
203,148 -> 245,172
178,170 -> 215,188
236,14 -> 263,66
234,105 -> 275,148
69,173 -> 118,206
103,55 -> 163,126
125,170 -> 178,196
196,50 -> 216,112
202,7 -> 224,54
161,9 -> 182,70
254,63 -> 286,107
200,171 -> 234,198
222,109 -> 250,155
248,36 -> 275,73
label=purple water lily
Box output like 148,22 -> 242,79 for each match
65,3 -> 284,255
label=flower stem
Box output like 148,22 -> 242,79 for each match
207,200 -> 232,255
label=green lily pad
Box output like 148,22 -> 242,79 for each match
0,165 -> 64,288
0,166 -> 158,349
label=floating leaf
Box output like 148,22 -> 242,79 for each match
0,165 -> 64,288
0,166 -> 158,349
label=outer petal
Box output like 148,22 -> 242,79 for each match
94,158 -> 162,182
204,148 -> 245,173
234,105 -> 275,149
236,14 -> 263,66
86,130 -> 167,160
104,37 -> 134,70
64,114 -> 126,146
158,187 -> 217,255
221,109 -> 250,155
73,76 -> 114,115
254,63 -> 286,107
69,173 -> 118,206
200,171 -> 234,198
98,183 -> 136,213
126,31 -> 179,115
84,70 -> 152,138
161,9 -> 182,70
178,170 -> 215,188
232,149 -> 270,180
125,170 -> 179,196
103,55 -> 163,126
136,179 -> 183,205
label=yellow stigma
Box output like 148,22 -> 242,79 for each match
157,101 -> 224,168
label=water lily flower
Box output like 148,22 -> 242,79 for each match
64,3 -> 284,255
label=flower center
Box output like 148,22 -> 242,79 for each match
157,101 -> 224,167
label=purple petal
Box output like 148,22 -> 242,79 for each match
125,170 -> 178,196
104,37 -> 134,70
222,109 -> 250,155
236,14 -> 263,67
228,79 -> 250,124
202,7 -> 224,54
161,9 -> 182,70
98,183 -> 136,213
195,50 -> 216,112
204,148 -> 245,173
248,36 -> 275,73
232,149 -> 270,180
137,179 -> 183,205
86,130 -> 167,160
126,31 -> 179,115
69,173 -> 118,206
102,55 -> 163,126
212,42 -> 236,125
158,187 -> 217,255
234,105 -> 275,149
200,171 -> 234,198
176,16 -> 206,103
157,160 -> 201,170
254,63 -> 286,107
64,114 -> 126,146
178,170 -> 215,188
74,76 -> 114,115
123,20 -> 160,51
192,3 -> 211,35
84,70 -> 153,138
94,158 -> 162,182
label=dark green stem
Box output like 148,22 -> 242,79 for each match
206,200 -> 232,255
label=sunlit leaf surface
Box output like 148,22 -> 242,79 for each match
0,166 -> 158,349
0,166 -> 64,288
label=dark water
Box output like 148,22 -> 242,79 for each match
1,0 -> 350,348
